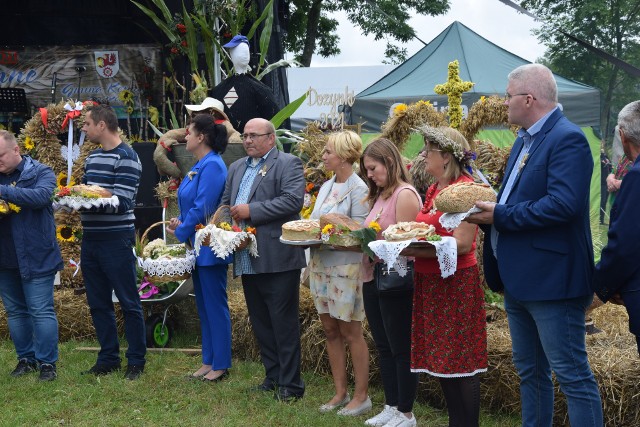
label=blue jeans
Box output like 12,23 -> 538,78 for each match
504,291 -> 603,427
81,238 -> 146,366
0,270 -> 58,364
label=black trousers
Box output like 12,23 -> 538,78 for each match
242,269 -> 304,394
363,280 -> 418,413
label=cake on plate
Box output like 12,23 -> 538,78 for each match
281,219 -> 320,241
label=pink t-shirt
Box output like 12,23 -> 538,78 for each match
361,184 -> 422,282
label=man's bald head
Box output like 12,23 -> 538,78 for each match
0,130 -> 22,174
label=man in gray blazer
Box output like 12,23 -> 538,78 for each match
221,118 -> 307,401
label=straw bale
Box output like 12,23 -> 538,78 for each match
0,288 -> 124,341
481,303 -> 640,426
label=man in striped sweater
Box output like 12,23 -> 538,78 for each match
79,105 -> 146,380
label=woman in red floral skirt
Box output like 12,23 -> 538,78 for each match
402,125 -> 487,427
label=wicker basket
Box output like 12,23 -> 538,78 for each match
204,205 -> 251,250
140,221 -> 194,284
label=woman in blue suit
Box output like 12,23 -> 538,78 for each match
166,114 -> 231,382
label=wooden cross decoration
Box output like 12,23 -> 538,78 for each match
434,60 -> 474,129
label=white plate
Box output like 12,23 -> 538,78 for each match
279,237 -> 323,246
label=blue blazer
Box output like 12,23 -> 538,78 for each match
482,108 -> 594,301
175,151 -> 229,266
593,156 -> 640,301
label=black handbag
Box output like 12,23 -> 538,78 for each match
374,261 -> 414,293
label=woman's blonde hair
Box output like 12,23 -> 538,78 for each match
326,130 -> 362,164
360,137 -> 412,207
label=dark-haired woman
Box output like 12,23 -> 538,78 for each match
166,114 -> 232,382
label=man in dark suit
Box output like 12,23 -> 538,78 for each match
593,100 -> 640,356
221,118 -> 307,402
467,64 -> 603,426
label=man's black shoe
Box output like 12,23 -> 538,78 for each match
11,359 -> 38,377
81,364 -> 121,376
275,387 -> 304,402
39,363 -> 57,381
124,364 -> 144,380
250,379 -> 277,392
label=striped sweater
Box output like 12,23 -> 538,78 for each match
80,142 -> 142,240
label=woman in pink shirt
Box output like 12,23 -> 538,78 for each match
359,138 -> 422,427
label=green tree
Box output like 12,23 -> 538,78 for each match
521,0 -> 640,142
284,0 -> 450,67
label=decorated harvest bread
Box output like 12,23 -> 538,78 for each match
382,222 -> 436,241
70,184 -> 112,198
434,182 -> 496,213
319,213 -> 362,232
281,219 -> 320,241
319,213 -> 363,246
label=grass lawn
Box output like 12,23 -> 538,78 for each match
0,338 -> 520,427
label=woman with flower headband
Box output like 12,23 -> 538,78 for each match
360,138 -> 422,427
308,130 -> 371,416
402,125 -> 487,427
166,114 -> 232,382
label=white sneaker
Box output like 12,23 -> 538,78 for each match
365,405 -> 397,426
382,411 -> 417,427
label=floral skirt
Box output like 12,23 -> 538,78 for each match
309,252 -> 365,322
411,265 -> 487,377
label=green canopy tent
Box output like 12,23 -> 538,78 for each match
350,21 -> 604,257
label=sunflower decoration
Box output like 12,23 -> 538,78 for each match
0,200 -> 21,216
393,103 -> 408,117
56,172 -> 75,188
23,136 -> 35,152
56,225 -> 76,243
118,89 -> 134,104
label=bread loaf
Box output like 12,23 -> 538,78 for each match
434,182 -> 496,213
319,213 -> 362,246
70,184 -> 112,198
383,222 -> 436,241
319,213 -> 362,232
281,219 -> 320,241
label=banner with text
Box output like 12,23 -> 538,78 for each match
0,44 -> 162,118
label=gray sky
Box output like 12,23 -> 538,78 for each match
303,0 -> 545,67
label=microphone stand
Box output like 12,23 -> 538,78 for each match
51,72 -> 57,103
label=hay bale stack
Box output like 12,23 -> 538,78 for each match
0,288 -> 124,341
481,303 -> 640,426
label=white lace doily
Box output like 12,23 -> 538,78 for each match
53,195 -> 119,211
140,250 -> 196,277
194,224 -> 258,259
368,236 -> 458,278
439,207 -> 481,232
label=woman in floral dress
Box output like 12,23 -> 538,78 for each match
308,130 -> 371,415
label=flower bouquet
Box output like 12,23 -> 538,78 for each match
0,199 -> 20,217
53,184 -> 119,211
194,205 -> 258,259
138,222 -> 195,284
